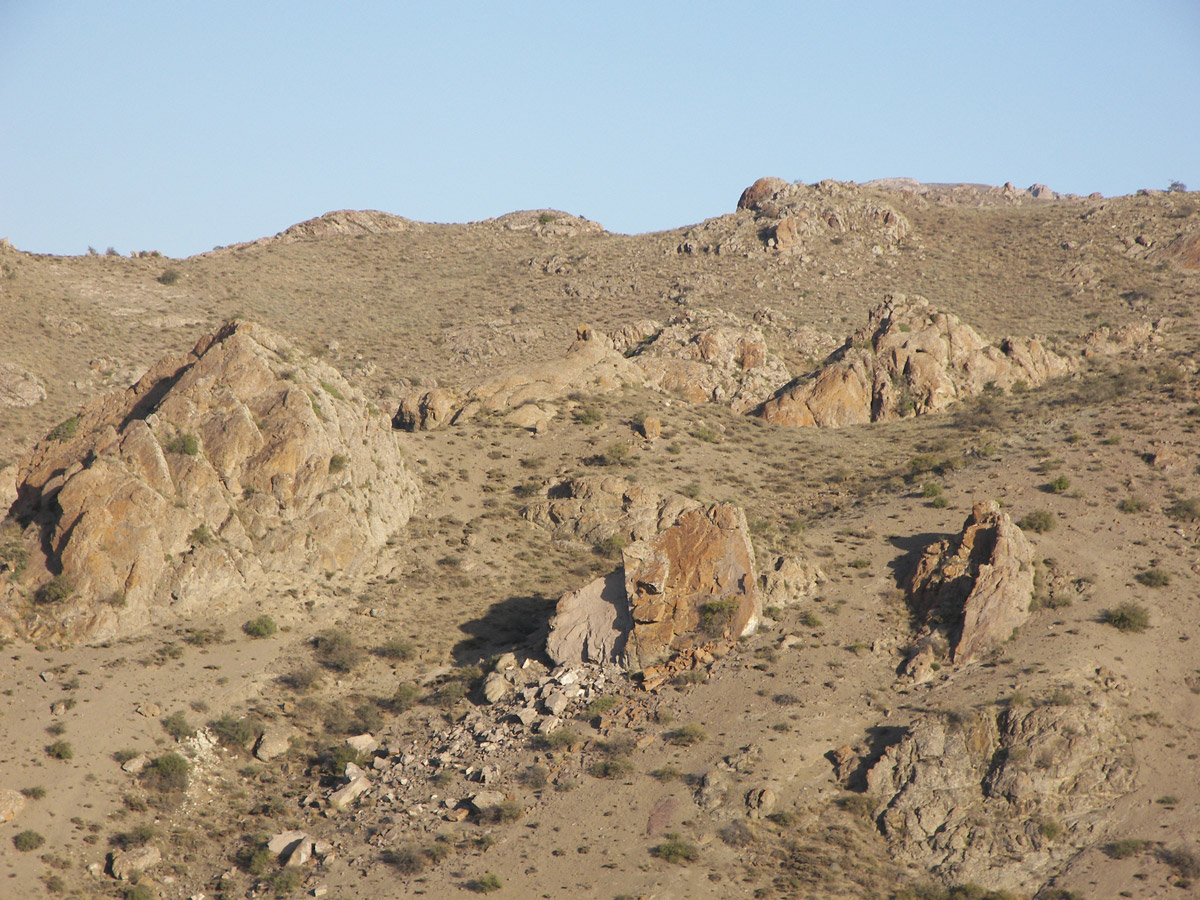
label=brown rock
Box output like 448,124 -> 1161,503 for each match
755,295 -> 1071,428
0,788 -> 25,823
5,320 -> 419,643
760,554 -> 828,608
522,475 -> 699,549
1160,231 -> 1200,272
111,845 -> 161,881
622,503 -> 760,672
0,362 -> 45,409
905,501 -> 1034,667
392,387 -> 461,431
737,177 -> 791,211
639,416 -> 662,441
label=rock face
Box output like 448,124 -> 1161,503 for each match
546,503 -> 761,674
755,295 -> 1071,428
866,699 -> 1134,889
0,362 -> 45,408
1160,231 -> 1200,272
621,309 -> 793,413
0,788 -> 25,822
759,553 -> 828,608
393,326 -> 643,431
523,475 -> 699,549
905,501 -> 1034,670
3,320 -> 418,643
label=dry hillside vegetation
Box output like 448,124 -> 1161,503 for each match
0,178 -> 1199,900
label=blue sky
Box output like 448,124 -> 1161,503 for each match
2,1 -> 1198,258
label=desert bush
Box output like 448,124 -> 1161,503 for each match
574,407 -> 602,425
1158,845 -> 1200,881
1046,475 -> 1070,493
583,695 -> 619,720
1117,497 -> 1147,513
241,615 -> 277,638
20,785 -> 46,800
157,267 -> 181,285
691,425 -> 719,443
314,629 -> 364,672
1135,567 -> 1169,587
142,752 -> 190,792
160,711 -> 192,739
109,823 -> 156,850
467,873 -> 503,893
798,611 -> 823,628
375,637 -> 415,660
1102,838 -> 1148,859
476,800 -> 524,824
1102,602 -> 1150,633
188,524 -> 215,547
718,820 -> 756,847
921,482 -> 942,498
209,714 -> 262,750
279,666 -> 321,692
699,596 -> 738,636
588,757 -> 634,779
45,740 -> 73,759
35,576 -> 73,605
0,520 -> 28,576
651,834 -> 698,864
47,416 -> 78,442
328,452 -> 349,474
650,765 -> 682,782
164,432 -> 199,456
382,843 -> 427,875
1018,510 -> 1055,533
594,534 -> 627,558
12,830 -> 45,851
518,764 -> 549,789
665,723 -> 706,746
1166,498 -> 1200,522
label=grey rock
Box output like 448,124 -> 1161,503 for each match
254,726 -> 294,761
112,846 -> 162,881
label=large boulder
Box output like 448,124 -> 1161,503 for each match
545,503 -> 760,674
755,295 -> 1071,428
522,475 -> 699,549
904,501 -> 1034,671
865,698 -> 1133,890
2,320 -> 418,643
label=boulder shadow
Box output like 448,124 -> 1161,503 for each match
450,593 -> 558,667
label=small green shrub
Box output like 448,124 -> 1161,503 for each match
382,844 -> 426,875
921,482 -> 942,498
650,765 -> 682,782
391,682 -> 422,712
1117,497 -> 1147,513
188,524 -> 215,547
1102,838 -> 1148,859
160,711 -> 192,739
518,764 -> 549,789
35,576 -> 74,605
1046,475 -> 1070,493
164,432 -> 199,456
328,453 -> 349,474
574,407 -> 602,425
241,615 -> 277,638
209,714 -> 262,749
467,873 -> 503,893
157,267 -> 181,285
476,800 -> 524,823
1135,568 -> 1169,588
1102,602 -> 1150,633
532,728 -> 580,751
1165,498 -> 1200,521
583,696 -> 619,719
375,637 -> 415,660
13,830 -> 45,851
666,723 -> 706,746
699,597 -> 738,636
587,757 -> 634,779
45,740 -> 73,759
1158,846 -> 1200,880
279,666 -> 321,692
1018,510 -> 1055,534
651,834 -> 698,864
47,416 -> 78,442
314,629 -> 364,672
798,611 -> 823,628
20,786 -> 46,800
691,425 -> 719,443
142,752 -> 190,792
594,534 -> 627,559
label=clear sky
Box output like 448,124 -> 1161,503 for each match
2,1 -> 1198,258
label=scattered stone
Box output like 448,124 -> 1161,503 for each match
136,703 -> 162,718
121,754 -> 151,775
745,787 -> 777,818
469,791 -> 507,813
345,733 -> 379,755
268,831 -> 308,857
0,361 -> 45,408
760,554 -> 828,607
542,691 -> 570,717
482,672 -> 509,704
328,775 -> 371,811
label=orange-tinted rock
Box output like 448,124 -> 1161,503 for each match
5,320 -> 418,643
755,295 -> 1072,428
905,501 -> 1034,667
737,177 -> 790,211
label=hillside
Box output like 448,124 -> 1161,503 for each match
1,178 -> 1199,900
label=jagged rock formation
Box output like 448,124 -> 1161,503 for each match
1160,231 -> 1200,272
488,210 -> 605,237
903,501 -> 1034,677
619,309 -> 793,413
269,209 -> 418,243
522,475 -> 698,549
393,326 -> 643,431
755,295 -> 1071,428
679,178 -> 910,257
2,320 -> 418,642
546,503 -> 760,677
759,553 -> 828,608
865,697 -> 1134,890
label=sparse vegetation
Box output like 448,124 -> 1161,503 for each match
314,628 -> 364,672
47,416 -> 78,442
34,575 -> 73,605
157,267 -> 181,285
467,873 -> 503,893
665,723 -> 706,746
241,615 -> 277,638
45,740 -> 73,759
164,432 -> 200,456
141,752 -> 190,793
1102,602 -> 1150,633
1135,567 -> 1170,587
1017,510 -> 1055,533
1046,475 -> 1070,494
13,830 -> 45,852
650,833 -> 698,864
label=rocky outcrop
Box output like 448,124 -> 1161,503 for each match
272,209 -> 417,243
755,295 -> 1071,428
2,320 -> 418,643
1081,319 -> 1168,359
865,698 -> 1134,890
759,553 -> 828,608
523,475 -> 698,549
546,503 -> 760,676
904,501 -> 1034,674
489,210 -> 605,237
0,362 -> 45,408
621,309 -> 793,413
1159,231 -> 1200,272
393,326 -> 643,431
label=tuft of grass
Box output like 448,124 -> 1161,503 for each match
375,637 -> 415,661
594,534 -> 627,559
319,380 -> 345,401
188,524 -> 215,547
382,844 -> 427,875
209,714 -> 262,750
1018,510 -> 1055,534
47,416 -> 78,442
699,596 -> 738,636
19,786 -> 46,800
160,711 -> 192,740
1045,475 -> 1070,493
587,757 -> 634,779
1117,497 -> 1147,513
1102,602 -> 1150,633
241,615 -> 277,638
650,765 -> 682,782
574,407 -> 602,425
798,611 -> 823,628
467,873 -> 503,893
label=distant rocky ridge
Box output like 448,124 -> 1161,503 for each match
755,294 -> 1071,427
1,320 -> 418,643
